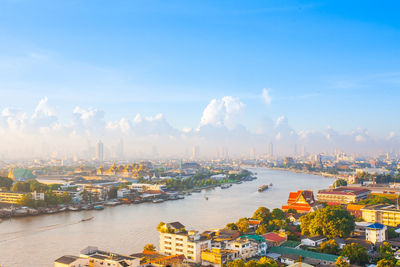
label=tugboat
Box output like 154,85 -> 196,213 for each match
258,184 -> 269,192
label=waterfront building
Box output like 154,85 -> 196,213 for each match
317,187 -> 369,204
54,255 -> 89,267
361,204 -> 400,227
201,248 -> 239,267
79,246 -> 140,267
0,191 -> 25,204
365,223 -> 387,244
159,222 -> 211,263
281,190 -> 319,213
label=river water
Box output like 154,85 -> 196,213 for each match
0,168 -> 333,267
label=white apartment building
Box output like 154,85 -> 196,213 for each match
225,239 -> 258,260
159,222 -> 211,263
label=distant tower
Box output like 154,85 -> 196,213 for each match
268,142 -> 274,158
96,140 -> 104,162
301,146 -> 306,158
250,147 -> 256,159
192,145 -> 199,159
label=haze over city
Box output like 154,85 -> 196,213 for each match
0,0 -> 399,159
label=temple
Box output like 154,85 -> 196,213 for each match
282,190 -> 319,213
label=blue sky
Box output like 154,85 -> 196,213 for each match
0,0 -> 399,137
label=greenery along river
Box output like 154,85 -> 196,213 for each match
0,167 -> 333,267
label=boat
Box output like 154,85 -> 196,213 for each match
81,216 -> 94,222
192,189 -> 201,193
68,206 -> 81,211
93,205 -> 104,210
258,184 -> 269,192
270,183 -> 273,186
152,199 -> 164,203
221,184 -> 231,189
205,197 -> 209,200
104,201 -> 119,206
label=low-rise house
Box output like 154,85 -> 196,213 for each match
201,248 -> 240,267
225,238 -> 258,260
286,213 -> 302,225
333,238 -> 347,249
301,236 -> 327,247
268,246 -> 340,266
130,251 -> 186,267
262,232 -> 287,247
279,254 -> 302,265
365,223 -> 387,244
79,246 -> 140,267
240,235 -> 268,256
287,262 -> 313,267
54,255 -> 89,267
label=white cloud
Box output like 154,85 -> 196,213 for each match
262,88 -> 272,104
199,96 -> 245,128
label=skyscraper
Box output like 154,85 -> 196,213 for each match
268,142 -> 274,158
96,140 -> 104,162
192,145 -> 199,159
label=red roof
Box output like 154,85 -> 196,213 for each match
249,220 -> 261,225
318,187 -> 369,196
262,232 -> 286,243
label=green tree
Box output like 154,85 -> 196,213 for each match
227,259 -> 245,267
244,260 -> 258,267
335,256 -> 349,267
271,208 -> 285,220
257,257 -> 278,267
377,258 -> 395,267
333,179 -> 347,188
379,242 -> 395,262
143,243 -> 156,252
44,191 -> 59,206
255,224 -> 267,235
59,192 -> 72,204
0,177 -> 13,190
11,181 -> 31,192
300,206 -> 355,238
226,223 -> 238,230
340,243 -> 368,265
388,228 -> 398,239
319,240 -> 339,255
236,218 -> 250,233
252,207 -> 271,223
17,193 -> 35,207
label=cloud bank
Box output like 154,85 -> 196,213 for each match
0,96 -> 398,160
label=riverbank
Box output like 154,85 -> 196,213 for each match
0,174 -> 257,220
0,167 -> 333,267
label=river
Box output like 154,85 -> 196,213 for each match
0,168 -> 333,266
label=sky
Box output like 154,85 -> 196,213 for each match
0,0 -> 399,159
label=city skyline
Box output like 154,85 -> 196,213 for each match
0,1 -> 399,158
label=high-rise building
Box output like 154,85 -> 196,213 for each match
250,147 -> 255,159
267,142 -> 274,158
96,140 -> 104,162
192,145 -> 199,159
